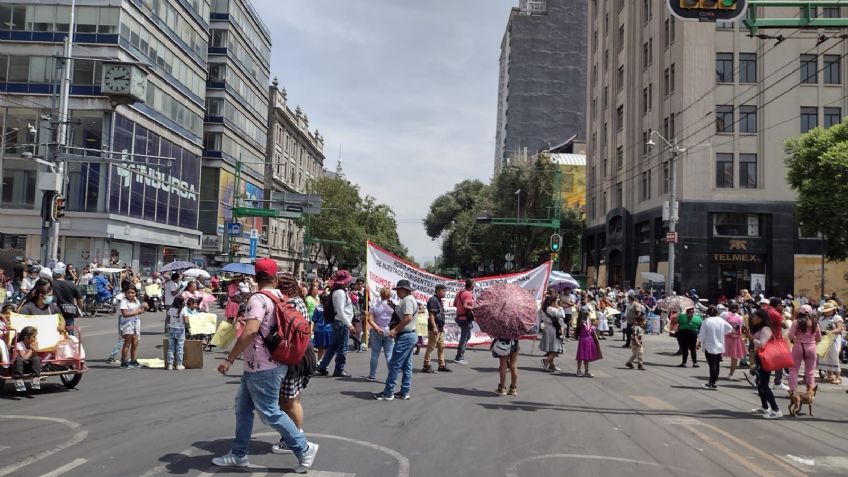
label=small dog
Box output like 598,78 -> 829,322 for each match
788,385 -> 818,417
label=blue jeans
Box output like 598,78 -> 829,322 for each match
318,322 -> 349,374
232,366 -> 307,458
369,329 -> 394,379
382,332 -> 416,397
167,327 -> 185,365
455,321 -> 472,360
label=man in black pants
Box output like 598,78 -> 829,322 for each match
623,293 -> 643,348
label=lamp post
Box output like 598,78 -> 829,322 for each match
646,131 -> 686,297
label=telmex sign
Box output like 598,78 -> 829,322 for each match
115,150 -> 198,200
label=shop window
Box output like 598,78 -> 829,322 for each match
712,213 -> 760,237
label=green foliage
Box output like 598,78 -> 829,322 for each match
425,158 -> 585,275
308,176 -> 408,274
786,121 -> 848,260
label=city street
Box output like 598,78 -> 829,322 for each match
1,310 -> 847,477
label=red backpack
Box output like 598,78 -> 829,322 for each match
257,291 -> 311,365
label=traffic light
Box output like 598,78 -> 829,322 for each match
550,252 -> 559,263
550,233 -> 561,252
50,194 -> 66,222
669,0 -> 746,21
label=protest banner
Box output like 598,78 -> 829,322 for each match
366,241 -> 551,348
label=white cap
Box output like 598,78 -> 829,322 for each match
759,298 -> 769,305
39,267 -> 53,279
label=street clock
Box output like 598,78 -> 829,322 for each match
101,62 -> 147,105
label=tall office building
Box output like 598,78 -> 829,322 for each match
265,79 -> 325,272
0,1 -> 209,273
494,0 -> 587,174
198,0 -> 270,266
583,1 -> 848,299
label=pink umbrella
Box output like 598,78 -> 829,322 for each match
473,283 -> 538,340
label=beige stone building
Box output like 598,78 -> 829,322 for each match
584,1 -> 848,299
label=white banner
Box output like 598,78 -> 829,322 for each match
366,242 -> 551,347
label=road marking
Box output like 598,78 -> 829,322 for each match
40,458 -> 87,477
630,395 -> 675,410
504,453 -> 713,477
0,415 -> 87,477
782,455 -> 848,473
684,424 -> 771,477
282,472 -> 354,477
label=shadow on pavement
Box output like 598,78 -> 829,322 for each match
157,439 -> 297,475
341,390 -> 379,400
434,386 -> 497,397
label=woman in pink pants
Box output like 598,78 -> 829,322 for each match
787,304 -> 821,393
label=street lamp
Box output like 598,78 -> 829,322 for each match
646,130 -> 687,297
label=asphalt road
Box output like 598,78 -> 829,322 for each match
1,310 -> 847,477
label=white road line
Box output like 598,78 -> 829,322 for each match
40,458 -> 87,477
283,472 -> 354,477
0,416 -> 87,477
504,454 -> 713,477
783,455 -> 848,473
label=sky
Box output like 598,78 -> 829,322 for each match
252,0 -> 516,264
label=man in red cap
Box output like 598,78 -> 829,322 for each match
214,258 -> 319,473
316,270 -> 356,377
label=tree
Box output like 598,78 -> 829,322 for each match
786,121 -> 848,260
307,175 -> 408,276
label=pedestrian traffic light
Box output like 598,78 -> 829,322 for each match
50,194 -> 66,222
668,0 -> 746,21
550,233 -> 561,252
551,252 -> 559,263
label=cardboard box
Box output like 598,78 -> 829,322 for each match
162,338 -> 204,369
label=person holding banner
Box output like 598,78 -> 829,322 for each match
453,279 -> 475,364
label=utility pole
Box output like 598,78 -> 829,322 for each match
47,0 -> 75,264
647,131 -> 684,297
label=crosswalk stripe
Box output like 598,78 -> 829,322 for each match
40,458 -> 87,477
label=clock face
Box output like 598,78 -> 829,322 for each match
104,65 -> 131,93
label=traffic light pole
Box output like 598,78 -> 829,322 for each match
668,139 -> 679,298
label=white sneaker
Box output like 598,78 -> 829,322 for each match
164,364 -> 172,370
211,452 -> 249,467
175,364 -> 185,370
271,440 -> 293,454
763,410 -> 783,419
31,377 -> 41,390
751,408 -> 769,415
775,383 -> 790,392
14,379 -> 25,392
294,443 -> 319,474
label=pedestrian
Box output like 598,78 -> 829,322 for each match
311,301 -> 333,362
165,296 -> 187,370
539,294 -> 565,373
492,337 -> 520,396
119,286 -> 147,369
816,300 -> 843,385
625,315 -> 646,370
676,306 -> 702,368
18,280 -> 60,317
164,272 -> 180,313
366,287 -> 395,381
213,258 -> 318,473
305,284 -> 320,320
623,292 -> 644,348
453,279 -> 475,364
743,309 -> 783,419
349,280 -> 364,352
180,280 -> 208,312
575,312 -> 601,377
423,284 -> 452,373
699,305 -> 733,390
51,268 -> 83,336
722,303 -> 746,380
764,297 -> 790,392
316,270 -> 355,378
788,304 -> 821,394
374,279 -> 417,401
414,303 -> 428,355
13,326 -> 41,392
77,266 -> 93,286
272,273 -> 317,455
561,288 -> 575,340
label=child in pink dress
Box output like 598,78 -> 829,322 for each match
788,304 -> 821,394
575,314 -> 601,377
722,303 -> 746,380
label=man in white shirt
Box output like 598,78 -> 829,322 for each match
316,270 -> 355,378
699,305 -> 733,390
163,272 -> 180,311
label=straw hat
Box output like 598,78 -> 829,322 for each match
819,300 -> 839,314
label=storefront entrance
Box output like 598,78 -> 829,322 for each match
712,254 -> 765,299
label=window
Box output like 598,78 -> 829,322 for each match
716,105 -> 733,133
801,106 -> 818,133
824,107 -> 842,128
76,6 -> 98,33
604,49 -> 609,72
713,213 -> 760,237
642,131 -> 649,155
209,63 -> 226,81
210,29 -> 228,48
642,87 -> 648,114
603,157 -> 608,177
616,146 -> 623,169
615,182 -> 623,208
716,53 -> 733,83
8,56 -> 29,82
643,0 -> 650,23
824,55 -> 841,84
203,132 -> 222,151
641,171 -> 651,201
664,68 -> 670,96
664,18 -> 670,48
648,83 -> 653,110
616,105 -> 624,130
617,65 -> 624,91
663,117 -> 669,139
739,105 -> 757,134
801,54 -> 818,84
739,154 -> 757,188
670,17 -> 675,42
618,25 -> 624,51
603,86 -> 608,109
670,113 -> 676,137
821,7 -> 840,18
716,153 -> 734,188
206,97 -> 224,116
643,42 -> 649,69
662,161 -> 670,194
670,64 -> 676,92
649,38 -> 653,64
739,53 -> 757,83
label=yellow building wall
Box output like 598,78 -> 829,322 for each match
794,255 -> 848,299
559,164 -> 586,210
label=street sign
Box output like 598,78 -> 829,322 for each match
666,232 -> 678,243
249,236 -> 257,259
234,207 -> 302,219
226,222 -> 242,237
270,192 -> 323,215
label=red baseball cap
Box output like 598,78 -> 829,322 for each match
254,258 -> 278,278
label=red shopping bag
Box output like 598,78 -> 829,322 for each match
757,337 -> 795,372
